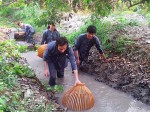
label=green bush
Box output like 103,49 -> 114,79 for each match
0,40 -> 55,111
114,35 -> 134,53
148,21 -> 150,27
0,17 -> 15,27
13,2 -> 44,32
144,12 -> 150,27
64,25 -> 87,46
64,17 -> 112,48
92,19 -> 112,46
128,19 -> 139,26
0,7 -> 14,17
113,17 -> 139,31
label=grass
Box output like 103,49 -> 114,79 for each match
0,40 -> 56,111
0,17 -> 16,28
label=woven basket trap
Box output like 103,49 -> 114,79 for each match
37,44 -> 47,58
62,83 -> 94,111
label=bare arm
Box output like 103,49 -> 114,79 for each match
74,35 -> 83,65
73,69 -> 81,85
101,53 -> 107,61
43,43 -> 54,77
94,37 -> 108,61
41,31 -> 47,45
15,32 -> 25,35
68,47 -> 81,85
44,61 -> 49,77
74,50 -> 80,65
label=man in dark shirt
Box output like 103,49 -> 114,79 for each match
41,23 -> 60,44
43,37 -> 81,86
17,21 -> 35,44
74,25 -> 107,66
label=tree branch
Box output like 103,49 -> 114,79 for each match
0,0 -> 17,6
128,0 -> 145,8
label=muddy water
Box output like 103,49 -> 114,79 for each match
21,51 -> 150,112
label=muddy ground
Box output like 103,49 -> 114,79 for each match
0,14 -> 150,107
0,29 -> 65,111
80,25 -> 150,105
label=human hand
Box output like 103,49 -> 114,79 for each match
76,59 -> 80,66
44,69 -> 49,77
74,79 -> 81,86
103,58 -> 112,63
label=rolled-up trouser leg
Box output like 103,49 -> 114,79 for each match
47,60 -> 57,86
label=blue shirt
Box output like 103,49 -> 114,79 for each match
23,24 -> 35,34
43,41 -> 77,70
74,33 -> 104,60
41,29 -> 60,44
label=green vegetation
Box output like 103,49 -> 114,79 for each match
65,16 -> 135,53
46,84 -> 64,93
112,35 -> 135,53
18,45 -> 28,53
0,40 -> 55,111
0,0 -> 150,111
144,13 -> 150,27
0,40 -> 31,111
1,0 -> 150,27
0,17 -> 15,28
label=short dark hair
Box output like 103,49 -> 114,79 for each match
87,25 -> 96,33
47,22 -> 55,29
17,21 -> 22,26
56,37 -> 68,46
48,22 -> 55,26
47,25 -> 50,29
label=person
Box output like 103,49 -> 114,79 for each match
43,37 -> 81,86
41,23 -> 60,44
17,21 -> 35,44
74,25 -> 108,66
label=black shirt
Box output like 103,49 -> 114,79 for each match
74,33 -> 103,60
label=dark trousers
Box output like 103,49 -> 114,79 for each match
47,60 -> 64,86
25,32 -> 35,44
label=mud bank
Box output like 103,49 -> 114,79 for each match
80,36 -> 150,106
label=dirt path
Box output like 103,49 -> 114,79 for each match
21,51 -> 150,112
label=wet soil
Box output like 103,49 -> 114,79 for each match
0,28 -> 63,111
80,25 -> 150,105
6,55 -> 64,111
21,51 -> 150,112
1,13 -> 150,109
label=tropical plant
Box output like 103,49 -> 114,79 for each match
1,0 -> 150,27
0,40 -> 58,111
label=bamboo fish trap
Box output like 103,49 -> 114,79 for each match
62,83 -> 94,111
37,44 -> 47,58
